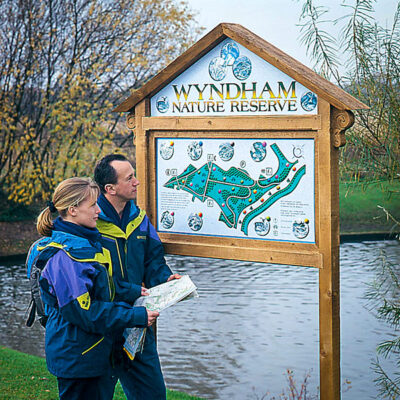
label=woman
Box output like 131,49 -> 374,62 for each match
28,177 -> 158,400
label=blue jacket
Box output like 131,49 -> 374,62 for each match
26,227 -> 148,378
96,195 -> 172,289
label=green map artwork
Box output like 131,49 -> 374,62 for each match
164,143 -> 306,236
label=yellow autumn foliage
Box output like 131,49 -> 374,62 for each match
0,0 -> 202,206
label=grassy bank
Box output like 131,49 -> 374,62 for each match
0,346 -> 203,400
339,180 -> 400,233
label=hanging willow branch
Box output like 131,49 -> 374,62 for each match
297,0 -> 400,182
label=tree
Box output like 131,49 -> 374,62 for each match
0,0 -> 201,205
297,0 -> 400,182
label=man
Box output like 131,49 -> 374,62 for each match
94,154 -> 181,400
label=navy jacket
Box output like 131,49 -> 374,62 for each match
26,224 -> 148,378
97,195 -> 172,289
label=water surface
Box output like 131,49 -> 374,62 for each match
0,240 -> 398,399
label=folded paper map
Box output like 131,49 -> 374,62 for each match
123,275 -> 198,360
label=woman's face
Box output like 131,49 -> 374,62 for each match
67,197 -> 100,229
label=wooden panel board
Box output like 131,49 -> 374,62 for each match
142,115 -> 321,131
162,239 -> 323,267
145,125 -> 320,268
134,99 -> 151,212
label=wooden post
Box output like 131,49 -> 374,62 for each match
132,99 -> 150,213
318,100 -> 354,400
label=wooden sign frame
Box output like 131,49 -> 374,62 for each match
115,23 -> 367,400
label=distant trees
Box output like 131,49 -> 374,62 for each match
0,0 -> 201,205
298,0 -> 400,181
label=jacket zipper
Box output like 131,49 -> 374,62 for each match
124,241 -> 128,277
101,233 -> 124,279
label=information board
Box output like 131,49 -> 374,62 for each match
156,137 -> 315,243
116,22 -> 367,400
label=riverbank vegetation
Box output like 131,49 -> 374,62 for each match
366,249 -> 400,399
298,1 -> 400,397
0,0 -> 398,224
0,346 -> 203,400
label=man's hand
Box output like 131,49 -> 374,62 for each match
167,273 -> 182,282
141,287 -> 149,296
146,310 -> 159,326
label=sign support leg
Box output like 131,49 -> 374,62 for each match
318,101 -> 341,400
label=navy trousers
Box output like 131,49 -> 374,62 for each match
113,327 -> 166,400
57,374 -> 115,400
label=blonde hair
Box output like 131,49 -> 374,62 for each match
37,177 -> 100,237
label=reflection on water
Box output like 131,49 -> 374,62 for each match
0,261 -> 46,358
0,241 -> 399,399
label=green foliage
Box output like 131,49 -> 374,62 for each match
0,346 -> 204,400
0,0 -> 202,205
298,0 -> 400,182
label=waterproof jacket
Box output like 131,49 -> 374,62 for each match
96,196 -> 172,290
26,228 -> 148,378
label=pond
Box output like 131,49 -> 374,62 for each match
0,240 -> 399,399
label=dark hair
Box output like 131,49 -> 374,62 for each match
94,154 -> 129,193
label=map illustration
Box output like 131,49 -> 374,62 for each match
157,138 -> 315,243
164,143 -> 305,236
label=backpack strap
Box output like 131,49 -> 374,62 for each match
25,249 -> 57,328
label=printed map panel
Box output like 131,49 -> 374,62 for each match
156,138 -> 315,243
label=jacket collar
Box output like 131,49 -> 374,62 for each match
97,194 -> 139,229
53,217 -> 101,251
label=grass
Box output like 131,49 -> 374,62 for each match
0,346 -> 203,400
339,180 -> 400,233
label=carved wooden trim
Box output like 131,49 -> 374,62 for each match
126,112 -> 135,129
330,108 -> 354,148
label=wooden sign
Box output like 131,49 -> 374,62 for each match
150,38 -> 318,117
114,23 -> 367,400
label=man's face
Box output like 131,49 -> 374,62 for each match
109,160 -> 139,202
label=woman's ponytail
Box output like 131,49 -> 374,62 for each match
36,207 -> 55,237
